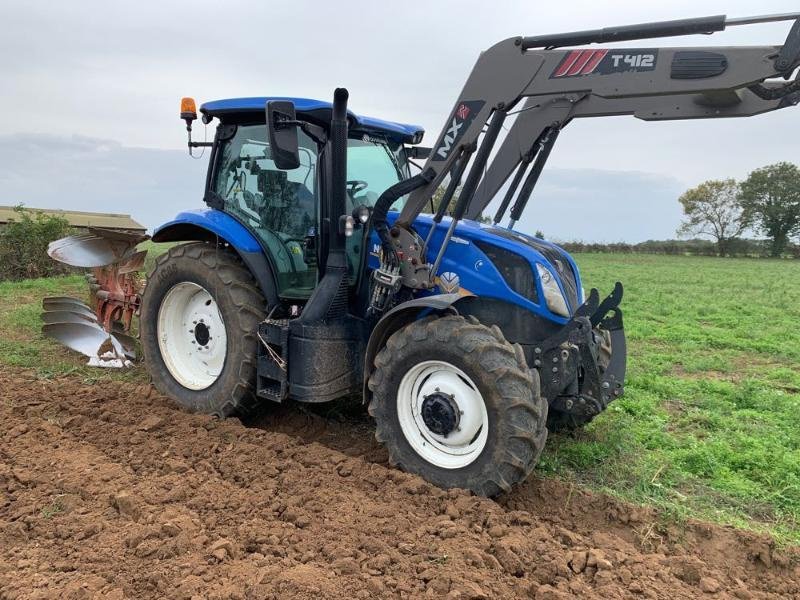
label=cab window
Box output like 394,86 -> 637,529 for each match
214,124 -> 318,299
345,136 -> 409,277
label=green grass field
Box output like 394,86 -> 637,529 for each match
1,253 -> 799,542
542,254 -> 800,544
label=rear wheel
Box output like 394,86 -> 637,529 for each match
140,242 -> 267,417
368,315 -> 548,497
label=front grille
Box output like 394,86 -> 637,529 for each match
474,241 -> 538,304
486,230 -> 580,311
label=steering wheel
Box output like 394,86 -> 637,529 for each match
347,180 -> 369,195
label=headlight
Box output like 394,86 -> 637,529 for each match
536,264 -> 570,317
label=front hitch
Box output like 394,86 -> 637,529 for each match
535,283 -> 627,418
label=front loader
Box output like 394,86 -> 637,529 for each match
45,13 -> 800,496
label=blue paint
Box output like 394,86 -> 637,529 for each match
367,213 -> 583,324
200,97 -> 424,143
154,209 -> 262,253
155,210 -> 583,326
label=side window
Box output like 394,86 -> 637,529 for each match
346,138 -> 408,212
345,138 -> 409,280
214,125 -> 318,299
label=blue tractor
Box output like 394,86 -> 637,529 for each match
45,13 -> 800,495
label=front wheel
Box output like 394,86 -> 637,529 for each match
140,242 -> 267,417
368,315 -> 548,497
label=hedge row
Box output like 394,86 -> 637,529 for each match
558,238 -> 800,258
0,206 -> 72,281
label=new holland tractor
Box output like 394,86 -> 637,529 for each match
45,13 -> 800,496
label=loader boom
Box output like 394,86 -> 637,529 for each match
397,13 -> 800,232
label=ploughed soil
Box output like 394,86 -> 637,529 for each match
1,366 -> 799,599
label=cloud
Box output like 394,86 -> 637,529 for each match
0,134 -> 206,231
508,169 -> 685,243
0,0 -> 796,238
0,133 -> 684,241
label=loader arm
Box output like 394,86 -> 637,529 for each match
397,13 -> 800,229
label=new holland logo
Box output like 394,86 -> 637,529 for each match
439,271 -> 460,294
433,100 -> 484,161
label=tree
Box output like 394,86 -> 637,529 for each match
677,179 -> 746,256
739,162 -> 800,257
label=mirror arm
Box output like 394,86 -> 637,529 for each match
299,122 -> 327,146
273,117 -> 327,147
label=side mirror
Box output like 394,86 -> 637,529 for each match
266,100 -> 300,170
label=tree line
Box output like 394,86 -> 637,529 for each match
676,162 -> 800,257
559,238 -> 800,258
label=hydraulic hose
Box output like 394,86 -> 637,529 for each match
370,168 -> 435,266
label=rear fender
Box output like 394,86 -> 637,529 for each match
363,293 -> 467,400
152,209 -> 279,306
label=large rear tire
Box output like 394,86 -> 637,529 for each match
140,242 -> 267,417
368,315 -> 548,497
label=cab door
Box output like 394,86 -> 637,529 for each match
213,124 -> 319,299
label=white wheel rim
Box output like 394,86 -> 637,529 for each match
157,282 -> 227,391
397,360 -> 489,470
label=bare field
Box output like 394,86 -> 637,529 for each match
2,367 -> 799,599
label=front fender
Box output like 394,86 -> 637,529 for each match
362,293 -> 467,401
152,209 -> 278,305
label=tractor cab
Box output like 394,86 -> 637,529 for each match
196,97 -> 424,300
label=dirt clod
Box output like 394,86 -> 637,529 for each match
699,576 -> 721,593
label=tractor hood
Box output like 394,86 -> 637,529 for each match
378,213 -> 584,323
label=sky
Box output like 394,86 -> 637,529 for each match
0,0 -> 797,241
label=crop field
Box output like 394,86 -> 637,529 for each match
2,252 -> 799,546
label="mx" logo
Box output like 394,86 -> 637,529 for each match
436,117 -> 464,159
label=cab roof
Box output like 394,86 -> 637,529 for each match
200,97 -> 424,144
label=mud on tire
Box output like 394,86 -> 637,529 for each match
368,315 -> 548,497
140,242 -> 266,417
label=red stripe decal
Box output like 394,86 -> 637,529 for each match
553,50 -> 582,77
581,49 -> 608,74
566,50 -> 596,76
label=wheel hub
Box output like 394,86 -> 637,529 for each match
193,321 -> 210,346
421,392 -> 460,437
157,282 -> 227,391
396,360 -> 489,470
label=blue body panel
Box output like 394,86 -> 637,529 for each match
200,97 -> 424,142
367,214 -> 583,325
156,209 -> 583,326
155,209 -> 262,253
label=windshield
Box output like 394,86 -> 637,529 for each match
347,136 -> 409,212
